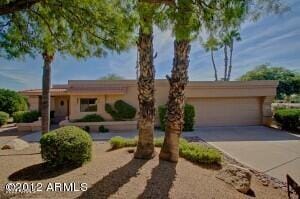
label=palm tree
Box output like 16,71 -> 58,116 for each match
203,36 -> 220,81
159,0 -> 194,162
134,3 -> 156,159
226,30 -> 241,81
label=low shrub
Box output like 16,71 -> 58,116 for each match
82,126 -> 90,132
105,100 -> 136,121
76,114 -> 104,122
12,110 -> 40,123
158,104 -> 196,131
179,142 -> 221,164
99,125 -> 109,133
108,136 -> 221,164
40,126 -> 92,167
109,136 -> 137,149
0,111 -> 9,126
274,108 -> 300,130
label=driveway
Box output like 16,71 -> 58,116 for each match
192,126 -> 300,182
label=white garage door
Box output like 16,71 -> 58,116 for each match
187,97 -> 262,127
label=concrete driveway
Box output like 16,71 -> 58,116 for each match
193,126 -> 300,182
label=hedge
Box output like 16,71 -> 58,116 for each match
158,104 -> 195,131
274,108 -> 300,131
40,126 -> 92,167
76,114 -> 104,122
0,111 -> 9,126
105,100 -> 136,121
12,111 -> 40,123
0,89 -> 28,115
109,136 -> 221,164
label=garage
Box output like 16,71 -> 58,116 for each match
187,97 -> 263,127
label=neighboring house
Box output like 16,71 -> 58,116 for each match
20,80 -> 278,127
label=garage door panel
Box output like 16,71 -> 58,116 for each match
188,97 -> 262,127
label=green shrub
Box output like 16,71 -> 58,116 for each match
40,126 -> 92,167
12,110 -> 40,123
99,125 -> 109,133
274,109 -> 300,130
179,142 -> 221,164
82,126 -> 90,132
76,114 -> 104,122
105,104 -> 120,120
158,105 -> 167,131
183,104 -> 195,131
0,111 -> 9,126
105,100 -> 136,121
0,89 -> 28,115
108,136 -> 221,165
109,136 -> 137,149
158,104 -> 195,131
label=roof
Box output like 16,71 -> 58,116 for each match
20,88 -> 68,96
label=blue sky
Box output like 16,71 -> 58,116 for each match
0,0 -> 299,91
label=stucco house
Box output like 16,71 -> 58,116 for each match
20,80 -> 278,127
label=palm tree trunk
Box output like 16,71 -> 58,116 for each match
211,50 -> 218,81
227,41 -> 233,81
41,51 -> 54,134
134,25 -> 155,159
159,40 -> 191,162
224,45 -> 228,81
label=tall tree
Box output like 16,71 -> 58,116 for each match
159,0 -> 201,162
203,35 -> 219,81
226,29 -> 241,81
0,0 -> 134,133
221,29 -> 241,81
135,1 -> 169,159
160,0 -> 284,162
134,3 -> 156,159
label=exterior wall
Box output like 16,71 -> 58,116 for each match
23,80 -> 278,127
27,96 -> 39,111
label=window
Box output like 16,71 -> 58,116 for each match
80,98 -> 97,112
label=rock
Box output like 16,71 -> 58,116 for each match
1,139 -> 29,150
216,164 -> 252,194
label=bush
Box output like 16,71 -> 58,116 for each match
183,104 -> 195,131
109,136 -> 137,149
0,89 -> 28,115
82,126 -> 90,132
158,105 -> 167,131
158,104 -> 195,131
108,136 -> 221,164
76,114 -> 104,122
40,126 -> 92,167
179,141 -> 221,164
12,111 -> 40,123
105,100 -> 136,121
274,109 -> 300,130
99,125 -> 109,133
0,111 -> 9,126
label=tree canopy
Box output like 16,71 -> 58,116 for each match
99,74 -> 124,80
0,0 -> 135,59
239,64 -> 300,98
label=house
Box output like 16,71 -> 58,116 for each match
20,80 -> 278,127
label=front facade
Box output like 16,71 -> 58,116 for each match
20,80 -> 278,127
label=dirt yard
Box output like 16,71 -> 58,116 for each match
0,139 -> 289,199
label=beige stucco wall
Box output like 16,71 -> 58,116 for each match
23,80 -> 278,127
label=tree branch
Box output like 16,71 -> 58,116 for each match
0,0 -> 42,16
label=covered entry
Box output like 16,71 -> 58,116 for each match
187,97 -> 263,127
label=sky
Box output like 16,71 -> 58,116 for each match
0,0 -> 299,91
